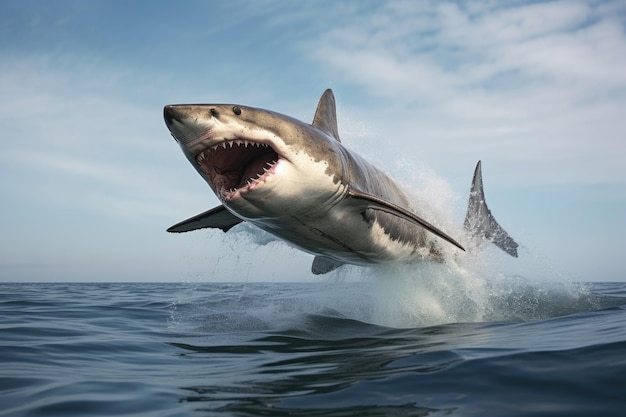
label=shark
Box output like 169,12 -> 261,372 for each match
163,89 -> 518,274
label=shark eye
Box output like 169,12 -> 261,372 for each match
232,106 -> 242,115
210,109 -> 218,117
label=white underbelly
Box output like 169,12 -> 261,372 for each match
250,204 -> 432,266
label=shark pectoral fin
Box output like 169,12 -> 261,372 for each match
312,256 -> 345,275
348,189 -> 466,252
167,205 -> 243,233
464,161 -> 519,257
312,89 -> 341,142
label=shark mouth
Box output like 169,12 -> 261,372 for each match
195,139 -> 279,200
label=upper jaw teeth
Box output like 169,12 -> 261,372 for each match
195,140 -> 270,163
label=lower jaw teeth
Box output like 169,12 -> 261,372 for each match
218,160 -> 277,197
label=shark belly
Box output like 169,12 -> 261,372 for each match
246,197 -> 429,266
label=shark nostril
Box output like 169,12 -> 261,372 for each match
210,108 -> 218,117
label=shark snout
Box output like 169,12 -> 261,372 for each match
163,105 -> 194,132
163,105 -> 178,128
163,105 -> 213,145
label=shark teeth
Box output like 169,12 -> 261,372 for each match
210,140 -> 268,151
195,139 -> 279,200
195,140 -> 271,163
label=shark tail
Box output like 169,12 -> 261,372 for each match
464,161 -> 519,257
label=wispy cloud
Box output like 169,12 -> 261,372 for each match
0,56 -> 210,220
301,1 -> 626,187
309,1 -> 626,97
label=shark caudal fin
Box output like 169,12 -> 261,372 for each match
464,161 -> 519,257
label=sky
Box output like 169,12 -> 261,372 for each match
0,0 -> 625,282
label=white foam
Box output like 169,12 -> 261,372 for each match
177,160 -> 596,329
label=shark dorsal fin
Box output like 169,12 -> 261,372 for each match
312,89 -> 341,142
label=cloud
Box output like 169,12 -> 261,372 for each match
302,0 -> 626,187
310,1 -> 626,102
0,56 -> 211,221
0,54 -> 222,282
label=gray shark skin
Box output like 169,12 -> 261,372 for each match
164,89 -> 518,274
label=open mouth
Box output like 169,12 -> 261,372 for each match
195,139 -> 279,200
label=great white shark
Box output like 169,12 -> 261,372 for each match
164,89 -> 518,274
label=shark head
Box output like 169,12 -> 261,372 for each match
164,90 -> 348,221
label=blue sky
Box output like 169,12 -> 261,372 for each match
1,0 -> 625,282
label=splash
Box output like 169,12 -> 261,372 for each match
178,162 -> 610,330
170,266 -> 610,335
352,259 -> 606,328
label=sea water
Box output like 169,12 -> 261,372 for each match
1,273 -> 625,417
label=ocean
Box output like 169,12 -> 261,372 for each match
1,271 -> 626,416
